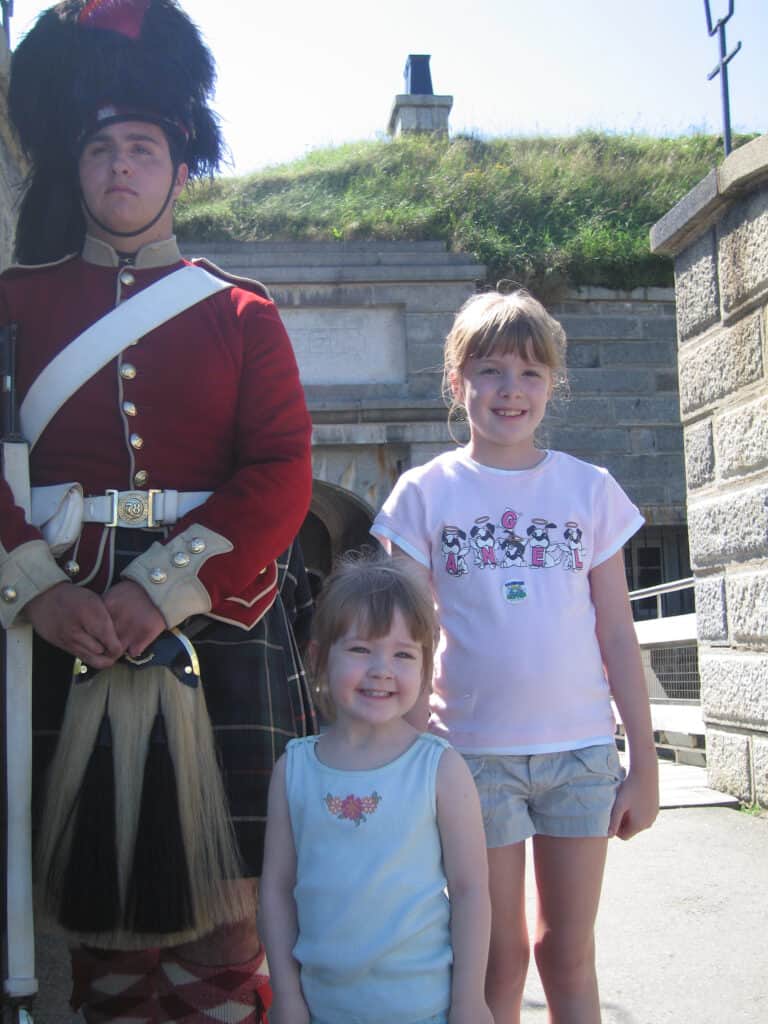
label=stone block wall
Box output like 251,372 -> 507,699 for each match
0,30 -> 24,270
651,134 -> 768,805
547,287 -> 682,527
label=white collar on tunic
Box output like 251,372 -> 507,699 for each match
82,234 -> 182,269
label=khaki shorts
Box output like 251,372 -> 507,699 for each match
463,743 -> 625,847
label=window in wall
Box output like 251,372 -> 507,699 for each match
623,525 -> 693,621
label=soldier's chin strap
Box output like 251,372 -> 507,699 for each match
80,171 -> 179,243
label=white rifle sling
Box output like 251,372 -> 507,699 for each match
20,266 -> 232,450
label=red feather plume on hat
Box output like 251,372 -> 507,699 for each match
78,0 -> 152,39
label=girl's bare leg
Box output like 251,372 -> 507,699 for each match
532,836 -> 608,1024
486,842 -> 529,1024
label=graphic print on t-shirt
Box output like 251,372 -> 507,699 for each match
524,518 -> 561,568
561,521 -> 585,571
469,516 -> 498,568
497,507 -> 527,568
441,526 -> 470,576
440,508 -> 586,579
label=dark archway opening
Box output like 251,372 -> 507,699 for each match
298,480 -> 376,597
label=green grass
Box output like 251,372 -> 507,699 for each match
176,131 -> 755,292
739,801 -> 767,818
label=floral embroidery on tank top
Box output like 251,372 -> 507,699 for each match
324,791 -> 382,826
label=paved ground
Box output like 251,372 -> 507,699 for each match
25,761 -> 768,1023
520,761 -> 767,1024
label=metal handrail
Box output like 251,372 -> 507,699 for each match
629,576 -> 695,619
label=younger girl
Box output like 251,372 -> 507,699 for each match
260,552 -> 493,1024
372,290 -> 659,1024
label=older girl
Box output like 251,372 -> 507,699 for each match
373,289 -> 659,1024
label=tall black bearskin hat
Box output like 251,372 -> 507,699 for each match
9,0 -> 224,264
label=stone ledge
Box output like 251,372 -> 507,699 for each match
312,421 -> 455,446
308,396 -> 446,423
247,264 -> 484,285
184,239 -> 450,254
719,133 -> 768,196
650,169 -> 719,257
564,286 -> 675,302
183,239 -> 474,266
650,134 -> 768,257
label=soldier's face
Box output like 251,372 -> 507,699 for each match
78,120 -> 188,244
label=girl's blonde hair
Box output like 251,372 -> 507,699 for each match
443,288 -> 568,418
310,549 -> 437,721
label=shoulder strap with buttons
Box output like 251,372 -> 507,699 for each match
20,265 -> 232,451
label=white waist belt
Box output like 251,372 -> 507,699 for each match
83,489 -> 212,529
30,485 -> 213,553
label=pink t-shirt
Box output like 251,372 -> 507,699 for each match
372,448 -> 644,754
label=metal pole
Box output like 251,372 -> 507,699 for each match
704,0 -> 742,156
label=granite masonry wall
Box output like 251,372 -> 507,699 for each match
651,134 -> 768,805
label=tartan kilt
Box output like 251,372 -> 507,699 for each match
32,532 -> 316,878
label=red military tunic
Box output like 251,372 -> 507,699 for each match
0,235 -> 312,629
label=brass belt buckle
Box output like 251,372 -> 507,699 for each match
105,489 -> 161,528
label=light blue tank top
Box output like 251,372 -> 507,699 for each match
285,732 -> 452,1024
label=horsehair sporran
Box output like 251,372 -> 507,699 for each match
36,661 -> 253,949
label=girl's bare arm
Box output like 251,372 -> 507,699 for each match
258,757 -> 310,1024
436,748 -> 494,1024
591,549 -> 659,839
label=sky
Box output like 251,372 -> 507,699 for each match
9,0 -> 768,177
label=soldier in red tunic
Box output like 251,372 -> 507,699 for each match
0,3 -> 314,1020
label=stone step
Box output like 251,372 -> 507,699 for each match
182,240 -> 481,270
